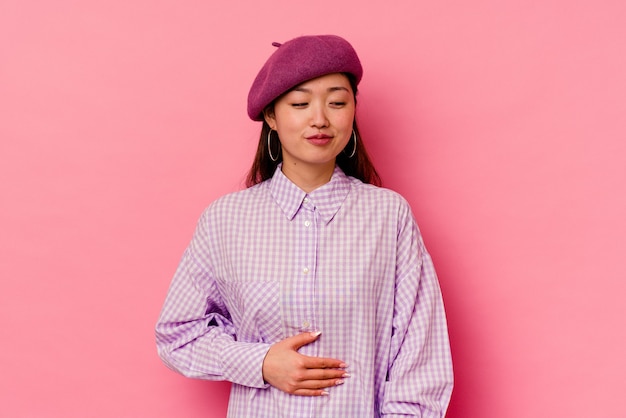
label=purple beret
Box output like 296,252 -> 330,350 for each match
247,35 -> 363,121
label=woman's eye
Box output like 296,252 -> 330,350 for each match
291,103 -> 308,108
330,102 -> 346,107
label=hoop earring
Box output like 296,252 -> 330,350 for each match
267,129 -> 280,162
345,130 -> 357,158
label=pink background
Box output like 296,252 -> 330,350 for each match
1,1 -> 625,417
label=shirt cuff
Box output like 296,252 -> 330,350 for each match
219,340 -> 272,388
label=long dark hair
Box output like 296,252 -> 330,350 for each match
245,75 -> 381,187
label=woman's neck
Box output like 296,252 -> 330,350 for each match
281,160 -> 335,193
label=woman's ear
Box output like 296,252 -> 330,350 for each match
263,107 -> 276,130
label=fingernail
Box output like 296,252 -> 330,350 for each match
335,379 -> 344,386
339,363 -> 348,368
310,331 -> 322,338
321,391 -> 329,396
342,373 -> 351,378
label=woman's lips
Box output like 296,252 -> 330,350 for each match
306,133 -> 332,145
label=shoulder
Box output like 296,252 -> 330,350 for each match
200,182 -> 270,221
349,177 -> 412,213
347,178 -> 420,239
214,182 -> 266,205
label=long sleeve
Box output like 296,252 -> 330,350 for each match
155,209 -> 271,388
381,206 -> 454,417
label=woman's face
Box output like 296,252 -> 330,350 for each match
265,73 -> 355,173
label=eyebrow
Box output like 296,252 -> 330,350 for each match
292,86 -> 350,93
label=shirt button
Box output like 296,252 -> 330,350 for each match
303,267 -> 309,275
304,220 -> 311,227
302,320 -> 310,328
303,197 -> 309,203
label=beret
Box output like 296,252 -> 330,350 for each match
247,35 -> 363,121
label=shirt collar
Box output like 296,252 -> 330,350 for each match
268,164 -> 352,224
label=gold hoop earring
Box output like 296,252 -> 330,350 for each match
267,129 -> 280,162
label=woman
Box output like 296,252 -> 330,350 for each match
156,35 -> 453,417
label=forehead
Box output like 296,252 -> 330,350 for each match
289,73 -> 352,93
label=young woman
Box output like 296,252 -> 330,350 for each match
156,35 -> 453,417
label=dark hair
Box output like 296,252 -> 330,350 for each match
245,74 -> 381,187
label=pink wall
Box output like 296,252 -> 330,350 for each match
1,1 -> 625,416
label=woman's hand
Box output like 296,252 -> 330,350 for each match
261,331 -> 349,396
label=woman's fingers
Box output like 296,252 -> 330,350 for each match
301,354 -> 348,370
295,366 -> 348,382
290,377 -> 347,396
296,376 -> 347,389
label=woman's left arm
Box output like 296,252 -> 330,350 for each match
381,205 -> 454,417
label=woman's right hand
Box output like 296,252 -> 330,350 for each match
261,331 -> 349,396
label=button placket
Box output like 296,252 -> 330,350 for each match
295,196 -> 317,335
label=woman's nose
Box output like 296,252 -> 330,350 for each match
310,103 -> 329,128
